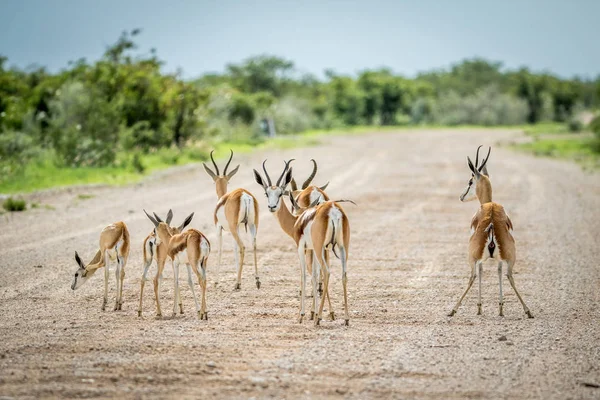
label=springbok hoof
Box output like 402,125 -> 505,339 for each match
344,319 -> 349,326
138,310 -> 142,317
203,312 -> 208,320
477,304 -> 482,315
448,309 -> 456,317
155,313 -> 162,319
526,310 -> 534,319
315,318 -> 321,326
329,311 -> 336,321
298,314 -> 304,324
234,283 -> 241,291
256,278 -> 261,289
310,311 -> 315,320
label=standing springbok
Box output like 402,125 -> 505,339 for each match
71,221 -> 130,311
203,150 -> 260,290
253,159 -> 335,319
449,146 -> 533,318
138,209 -> 195,317
289,193 -> 353,326
144,210 -> 210,319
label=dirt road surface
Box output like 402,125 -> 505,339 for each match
1,129 -> 599,399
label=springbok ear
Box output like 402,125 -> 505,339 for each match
74,251 -> 84,268
481,164 -> 489,177
203,163 -> 217,181
226,165 -> 240,180
290,178 -> 298,191
253,169 -> 267,189
165,209 -> 174,225
319,182 -> 329,191
179,212 -> 194,231
281,167 -> 293,189
288,192 -> 300,212
467,156 -> 479,177
144,209 -> 159,227
309,197 -> 321,208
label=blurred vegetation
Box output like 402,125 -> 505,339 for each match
3,197 -> 26,211
1,29 -> 599,193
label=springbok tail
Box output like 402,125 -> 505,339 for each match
485,222 -> 496,257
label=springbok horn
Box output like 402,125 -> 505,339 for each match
223,149 -> 233,175
302,159 -> 318,189
333,199 -> 357,206
262,160 -> 272,186
277,159 -> 295,187
290,178 -> 298,191
210,150 -> 220,175
478,147 -> 492,172
475,145 -> 483,168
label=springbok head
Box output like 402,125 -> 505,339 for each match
202,150 -> 240,196
460,145 -> 491,202
144,209 -> 194,246
253,159 -> 294,212
71,251 -> 91,290
290,159 -> 329,193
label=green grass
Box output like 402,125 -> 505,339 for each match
513,135 -> 600,169
3,197 -> 27,211
0,134 -> 322,195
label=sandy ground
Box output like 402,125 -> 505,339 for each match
0,129 -> 599,399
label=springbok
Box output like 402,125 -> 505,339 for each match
138,209 -> 195,317
449,146 -> 533,318
203,150 -> 260,290
144,210 -> 210,319
71,221 -> 130,311
289,193 -> 353,326
290,159 -> 330,207
253,159 -> 335,319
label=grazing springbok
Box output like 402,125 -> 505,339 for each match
144,210 -> 210,319
253,159 -> 335,318
203,150 -> 260,290
138,209 -> 195,318
290,159 -> 330,207
71,221 -> 130,311
289,193 -> 353,326
449,146 -> 533,318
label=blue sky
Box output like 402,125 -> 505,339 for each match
1,0 -> 598,79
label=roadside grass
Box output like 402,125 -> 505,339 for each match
0,134 -> 322,195
512,135 -> 600,170
2,123 -> 596,196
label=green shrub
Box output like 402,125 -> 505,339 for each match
567,118 -> 583,133
131,153 -> 146,173
3,197 -> 26,211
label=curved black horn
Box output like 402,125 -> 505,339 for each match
333,199 -> 358,206
210,150 -> 220,175
223,149 -> 233,175
277,159 -> 295,186
474,145 -> 483,168
302,159 -> 318,189
478,147 -> 491,172
262,160 -> 272,186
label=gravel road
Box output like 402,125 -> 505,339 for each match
0,129 -> 598,399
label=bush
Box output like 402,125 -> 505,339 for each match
432,86 -> 529,126
48,81 -> 120,167
271,96 -> 319,134
567,119 -> 583,133
0,131 -> 39,175
131,153 -> 145,173
3,197 -> 26,212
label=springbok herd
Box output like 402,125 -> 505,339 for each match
70,146 -> 534,327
